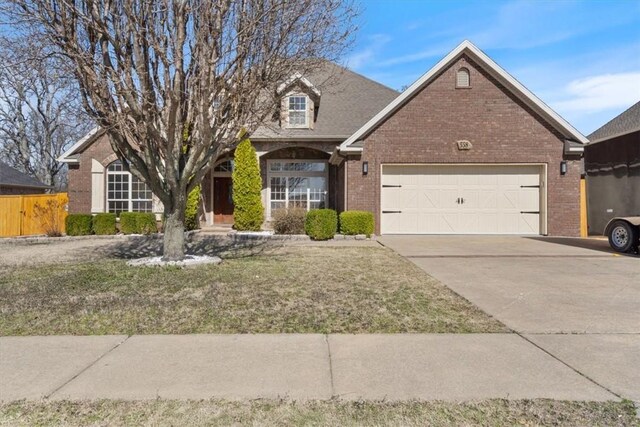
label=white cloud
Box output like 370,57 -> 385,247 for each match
346,34 -> 391,69
377,45 -> 449,67
552,72 -> 640,113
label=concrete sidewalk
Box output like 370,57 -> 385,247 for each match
0,334 -> 621,402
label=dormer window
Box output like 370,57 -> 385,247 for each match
288,95 -> 308,127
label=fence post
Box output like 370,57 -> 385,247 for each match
19,195 -> 25,236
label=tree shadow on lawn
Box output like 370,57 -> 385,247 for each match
96,234 -> 279,261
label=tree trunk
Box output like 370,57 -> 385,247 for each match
162,194 -> 187,261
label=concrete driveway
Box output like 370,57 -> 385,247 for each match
378,235 -> 640,401
379,235 -> 639,334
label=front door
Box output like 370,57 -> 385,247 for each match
213,177 -> 234,224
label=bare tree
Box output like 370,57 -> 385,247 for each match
0,37 -> 91,189
3,0 -> 357,260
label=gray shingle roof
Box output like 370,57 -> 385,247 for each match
0,161 -> 50,188
588,101 -> 640,142
251,61 -> 399,140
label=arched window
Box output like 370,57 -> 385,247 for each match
456,67 -> 470,87
106,160 -> 153,214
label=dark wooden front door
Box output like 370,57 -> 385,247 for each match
213,177 -> 234,224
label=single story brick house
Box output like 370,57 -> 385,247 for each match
584,101 -> 640,235
0,161 -> 51,195
59,41 -> 587,236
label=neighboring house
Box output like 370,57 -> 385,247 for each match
584,101 -> 640,235
0,161 -> 51,195
58,40 -> 587,236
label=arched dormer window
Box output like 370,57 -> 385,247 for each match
106,160 -> 153,215
456,67 -> 470,88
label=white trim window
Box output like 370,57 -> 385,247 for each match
267,160 -> 327,217
106,160 -> 153,215
288,95 -> 308,127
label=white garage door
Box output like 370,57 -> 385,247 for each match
381,164 -> 544,235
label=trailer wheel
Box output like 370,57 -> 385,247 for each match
607,220 -> 638,253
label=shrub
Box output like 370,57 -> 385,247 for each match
272,208 -> 306,235
33,194 -> 68,237
137,213 -> 158,234
92,213 -> 117,235
120,212 -> 157,235
305,209 -> 337,240
185,185 -> 201,231
65,214 -> 93,236
119,212 -> 137,234
232,138 -> 264,231
339,210 -> 375,237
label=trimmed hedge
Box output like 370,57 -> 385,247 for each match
305,209 -> 337,240
272,208 -> 306,235
185,185 -> 201,231
92,213 -> 117,235
65,214 -> 93,236
120,212 -> 157,235
339,210 -> 375,237
232,139 -> 264,231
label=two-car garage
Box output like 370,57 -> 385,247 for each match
381,164 -> 546,235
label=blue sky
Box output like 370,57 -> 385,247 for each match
345,0 -> 640,136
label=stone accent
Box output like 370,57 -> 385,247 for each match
343,54 -> 582,237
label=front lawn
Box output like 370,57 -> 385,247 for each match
0,246 -> 505,335
1,399 -> 636,426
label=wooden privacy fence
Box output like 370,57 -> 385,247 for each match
0,193 -> 68,237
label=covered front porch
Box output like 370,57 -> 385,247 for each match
201,144 -> 340,227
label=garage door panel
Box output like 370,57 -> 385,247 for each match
519,188 -> 540,211
418,213 -> 457,233
381,165 -> 542,235
476,214 -> 499,233
520,213 -> 540,233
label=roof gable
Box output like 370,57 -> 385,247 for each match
58,127 -> 102,163
340,40 -> 587,152
251,61 -> 399,140
588,101 -> 640,143
277,72 -> 322,99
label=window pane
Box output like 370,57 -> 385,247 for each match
214,160 -> 234,172
281,162 -> 326,172
270,177 -> 286,201
289,111 -> 306,126
269,162 -> 282,172
132,201 -> 152,212
107,160 -> 124,172
288,177 -> 309,210
289,96 -> 306,111
108,201 -> 128,215
270,201 -> 286,212
107,163 -> 153,215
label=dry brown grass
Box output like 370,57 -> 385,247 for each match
0,399 -> 637,427
0,246 -> 505,335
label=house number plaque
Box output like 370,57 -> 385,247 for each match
457,140 -> 472,150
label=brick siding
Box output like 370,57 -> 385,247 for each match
67,133 -> 115,214
344,54 -> 581,237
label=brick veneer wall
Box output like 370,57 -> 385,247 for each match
67,133 -> 116,214
68,135 -> 341,215
344,54 -> 582,237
